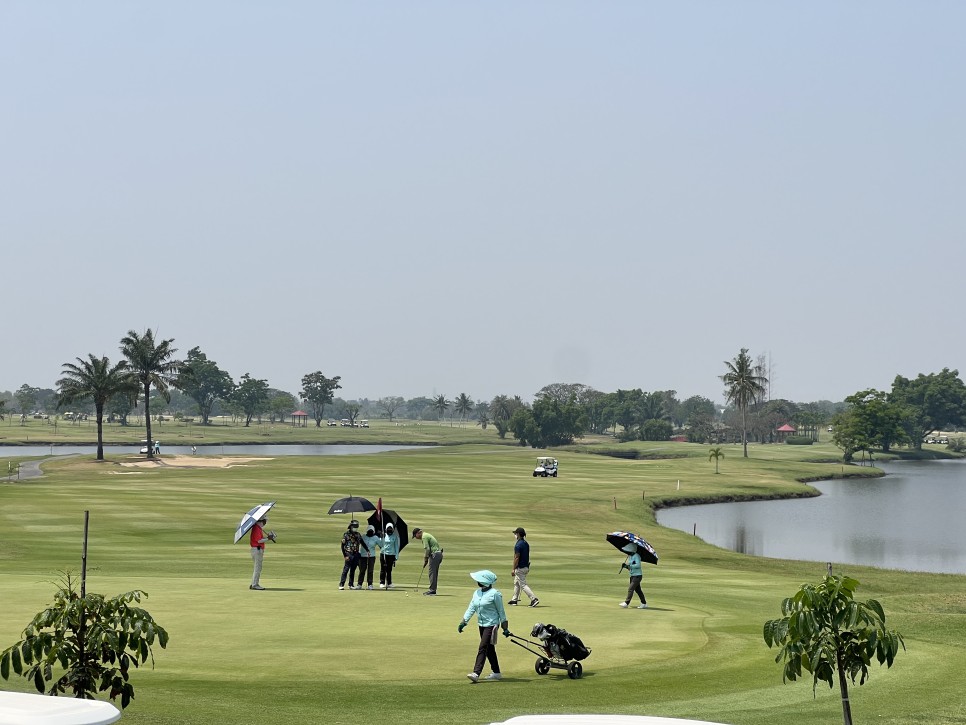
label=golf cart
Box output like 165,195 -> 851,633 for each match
533,456 -> 558,477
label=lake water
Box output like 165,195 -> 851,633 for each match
0,444 -> 424,457
655,460 -> 966,575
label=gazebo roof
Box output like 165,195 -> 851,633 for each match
292,410 -> 308,416
776,424 -> 796,432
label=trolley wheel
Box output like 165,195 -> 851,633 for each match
535,658 -> 552,675
567,661 -> 583,679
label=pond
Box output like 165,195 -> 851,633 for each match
655,460 -> 966,575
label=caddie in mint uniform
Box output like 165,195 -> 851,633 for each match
458,570 -> 510,682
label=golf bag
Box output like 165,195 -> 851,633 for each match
530,622 -> 590,662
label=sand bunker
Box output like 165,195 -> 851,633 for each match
118,455 -> 273,469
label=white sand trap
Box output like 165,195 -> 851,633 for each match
118,455 -> 273,469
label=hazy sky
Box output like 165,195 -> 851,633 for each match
3,2 -> 963,406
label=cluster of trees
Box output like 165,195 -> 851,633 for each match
831,368 -> 966,461
6,336 -> 964,459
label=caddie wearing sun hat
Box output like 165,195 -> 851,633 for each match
458,570 -> 510,683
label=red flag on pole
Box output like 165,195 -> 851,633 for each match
377,497 -> 383,529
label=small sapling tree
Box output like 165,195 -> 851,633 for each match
0,573 -> 168,709
763,573 -> 904,725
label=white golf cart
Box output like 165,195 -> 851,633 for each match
533,456 -> 558,477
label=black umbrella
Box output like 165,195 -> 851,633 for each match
367,508 -> 409,552
327,496 -> 376,515
605,531 -> 659,565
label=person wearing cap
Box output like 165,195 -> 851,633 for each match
339,519 -> 370,591
458,570 -> 510,683
379,522 -> 401,589
509,527 -> 539,607
358,524 -> 381,589
412,528 -> 443,596
249,516 -> 277,591
619,542 -> 648,609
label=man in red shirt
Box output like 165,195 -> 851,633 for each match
250,516 -> 276,590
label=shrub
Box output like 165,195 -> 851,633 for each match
785,435 -> 814,445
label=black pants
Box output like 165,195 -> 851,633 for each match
379,554 -> 397,585
625,575 -> 646,604
357,557 -> 375,587
473,625 -> 500,675
340,553 -> 360,586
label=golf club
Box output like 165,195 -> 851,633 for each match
415,563 -> 425,592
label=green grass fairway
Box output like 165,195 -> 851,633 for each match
2,446 -> 964,725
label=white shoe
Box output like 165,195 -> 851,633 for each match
379,584 -> 386,589
387,584 -> 394,589
351,585 -> 361,590
367,585 -> 373,590
619,602 -> 629,608
638,603 -> 648,609
339,586 -> 345,590
485,673 -> 502,681
466,672 -> 479,683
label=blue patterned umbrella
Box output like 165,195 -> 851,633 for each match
605,531 -> 659,565
234,501 -> 276,543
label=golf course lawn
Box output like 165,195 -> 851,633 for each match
2,443 -> 964,724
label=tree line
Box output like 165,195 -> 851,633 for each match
2,338 -> 964,458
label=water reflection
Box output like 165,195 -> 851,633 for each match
656,460 -> 966,575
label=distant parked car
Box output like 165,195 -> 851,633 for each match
360,420 -> 369,428
341,419 -> 351,427
533,456 -> 558,477
327,419 -> 338,427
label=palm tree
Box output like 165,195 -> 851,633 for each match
454,393 -> 474,427
57,355 -> 132,461
708,446 -> 724,474
720,347 -> 768,458
120,329 -> 181,459
432,394 -> 450,425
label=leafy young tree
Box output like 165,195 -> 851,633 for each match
490,395 -> 524,439
268,391 -> 298,423
0,397 -> 6,420
0,573 -> 168,710
57,355 -> 132,460
176,347 -> 235,425
454,393 -> 474,427
119,329 -> 181,459
721,348 -> 768,457
764,574 -> 905,725
232,374 -> 270,427
300,372 -> 342,427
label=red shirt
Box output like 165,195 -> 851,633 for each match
250,523 -> 265,548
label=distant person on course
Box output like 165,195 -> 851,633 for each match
509,527 -> 539,607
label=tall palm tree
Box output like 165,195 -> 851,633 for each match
454,393 -> 474,427
432,394 -> 450,425
57,355 -> 132,461
120,329 -> 181,459
720,347 -> 768,458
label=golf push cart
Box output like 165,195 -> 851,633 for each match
533,456 -> 558,477
508,622 -> 590,679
